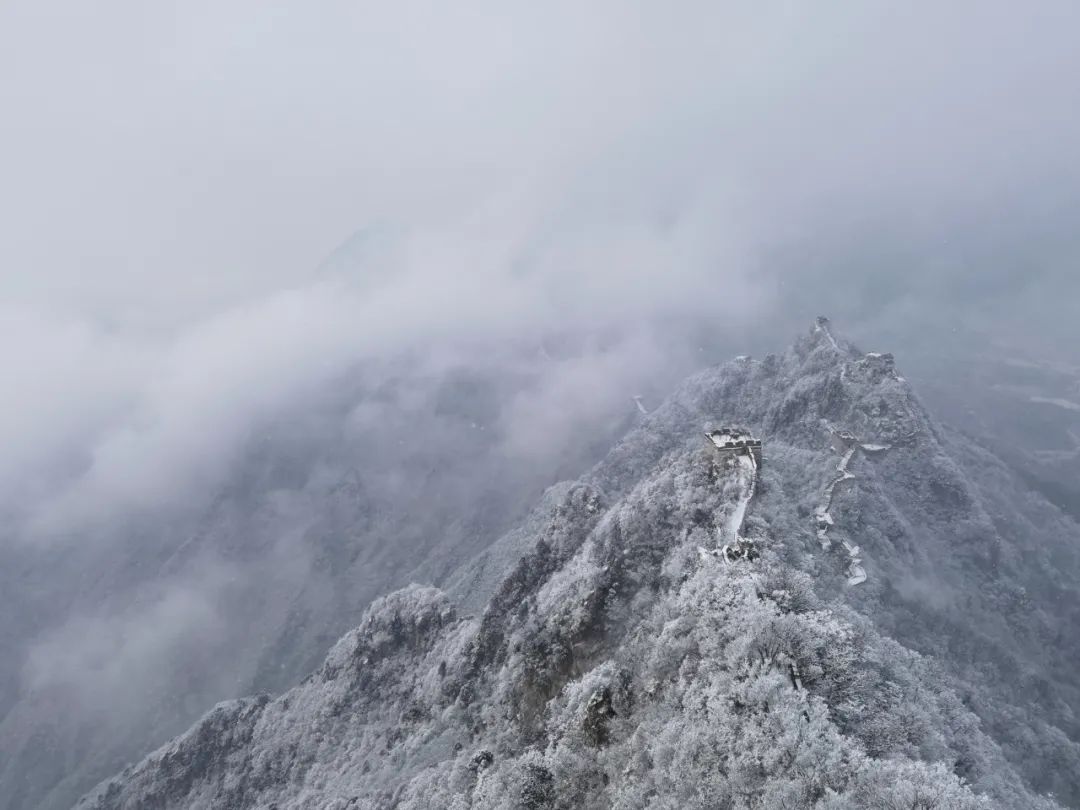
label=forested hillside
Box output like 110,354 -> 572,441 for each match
78,323 -> 1079,808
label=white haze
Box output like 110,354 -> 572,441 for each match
3,0 -> 1079,538
1,7 -> 1080,807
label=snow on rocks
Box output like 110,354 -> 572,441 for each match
816,443 -> 857,552
846,350 -> 903,387
814,316 -> 840,351
723,453 -> 758,544
846,560 -> 867,586
701,429 -> 761,564
816,425 -> 891,586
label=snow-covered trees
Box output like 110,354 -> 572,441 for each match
78,323 -> 1077,810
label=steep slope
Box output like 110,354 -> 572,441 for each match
911,348 -> 1080,523
77,321 -> 1080,808
0,346 -> 653,810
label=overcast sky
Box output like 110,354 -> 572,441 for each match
2,0 -> 1079,538
5,9 -> 1080,808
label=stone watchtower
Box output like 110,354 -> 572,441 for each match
705,427 -> 763,467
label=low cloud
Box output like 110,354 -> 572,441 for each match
4,5 -> 1080,808
3,0 -> 1079,541
11,200 -> 763,541
23,564 -> 235,716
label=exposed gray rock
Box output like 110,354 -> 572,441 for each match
75,323 -> 1080,809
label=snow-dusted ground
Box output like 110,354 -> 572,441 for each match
846,561 -> 867,586
70,320 -> 1080,810
817,429 -> 888,586
706,429 -> 753,449
815,318 -> 840,351
699,448 -> 759,563
724,452 -> 758,543
816,444 -> 857,551
841,540 -> 867,585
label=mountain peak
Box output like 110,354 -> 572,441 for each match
75,324 -> 1080,810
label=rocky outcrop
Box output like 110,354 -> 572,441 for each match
77,323 -> 1080,809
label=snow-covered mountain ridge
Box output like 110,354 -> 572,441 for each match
77,321 -> 1080,809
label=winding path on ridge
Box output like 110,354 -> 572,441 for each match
725,452 -> 758,545
698,445 -> 759,563
814,444 -> 856,553
815,430 -> 892,586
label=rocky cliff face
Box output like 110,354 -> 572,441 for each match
77,322 -> 1080,809
0,348 -> 641,810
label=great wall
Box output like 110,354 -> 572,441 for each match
699,322 -> 903,587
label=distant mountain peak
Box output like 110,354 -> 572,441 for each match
75,325 -> 1080,810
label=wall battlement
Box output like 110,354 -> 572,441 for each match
705,427 -> 763,466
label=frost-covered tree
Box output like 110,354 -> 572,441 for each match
77,324 -> 1076,810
